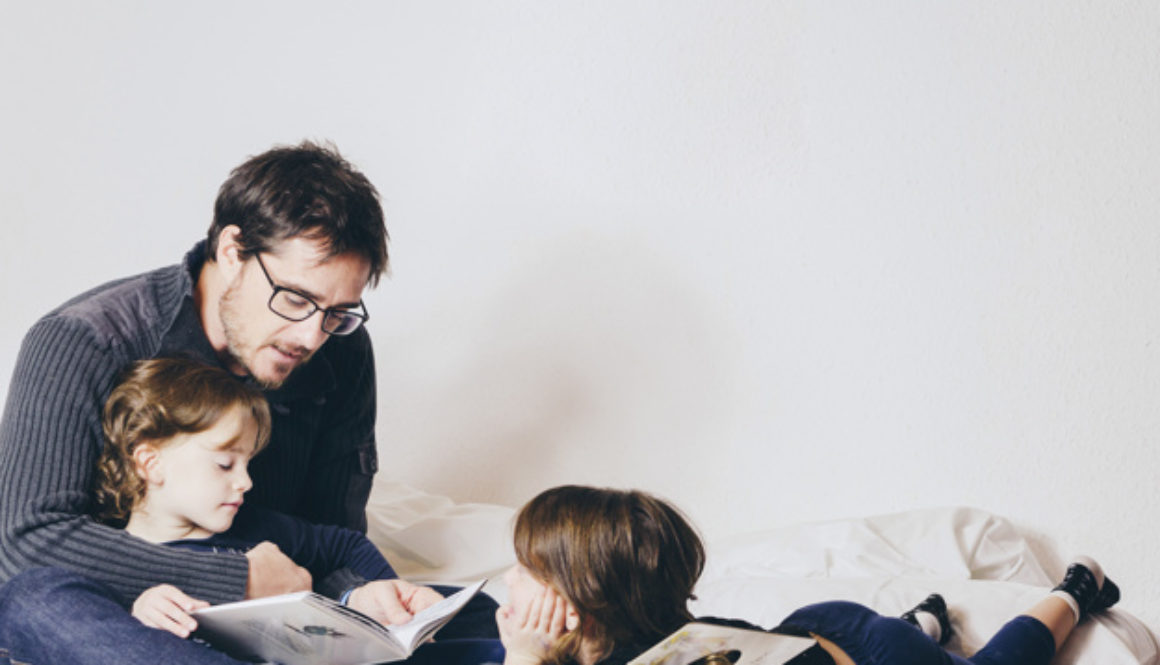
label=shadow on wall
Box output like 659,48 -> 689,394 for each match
388,230 -> 735,506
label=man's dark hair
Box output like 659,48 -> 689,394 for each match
207,140 -> 389,286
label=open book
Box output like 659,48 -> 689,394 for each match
628,622 -> 817,665
192,578 -> 487,665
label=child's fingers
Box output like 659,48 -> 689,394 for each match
537,587 -> 559,629
145,604 -> 193,638
547,595 -> 568,637
133,587 -> 202,638
522,587 -> 545,629
161,584 -> 209,614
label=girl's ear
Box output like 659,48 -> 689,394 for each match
132,444 -> 164,486
565,603 -> 580,632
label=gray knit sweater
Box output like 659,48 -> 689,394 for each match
0,242 -> 379,605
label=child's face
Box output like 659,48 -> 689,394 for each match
142,405 -> 259,539
498,562 -> 578,648
502,562 -> 552,615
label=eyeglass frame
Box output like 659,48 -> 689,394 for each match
252,253 -> 370,336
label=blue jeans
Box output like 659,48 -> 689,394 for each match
0,567 -> 245,665
779,601 -> 1056,665
0,568 -> 503,665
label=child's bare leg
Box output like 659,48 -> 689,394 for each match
962,558 -> 1119,665
1032,557 -> 1121,651
1022,595 -> 1076,651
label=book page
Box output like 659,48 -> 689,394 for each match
193,579 -> 487,665
195,592 -> 407,665
628,623 -> 815,665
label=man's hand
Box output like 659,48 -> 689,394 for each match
245,541 -> 312,599
497,586 -> 570,665
347,579 -> 444,625
132,584 -> 209,638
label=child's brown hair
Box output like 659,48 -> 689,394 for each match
513,485 -> 705,664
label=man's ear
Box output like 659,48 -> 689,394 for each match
214,225 -> 246,277
132,444 -> 164,486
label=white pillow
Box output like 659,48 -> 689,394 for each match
365,481 -> 516,590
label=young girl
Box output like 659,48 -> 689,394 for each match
496,485 -> 1120,665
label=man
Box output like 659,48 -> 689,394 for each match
1,141 -> 387,605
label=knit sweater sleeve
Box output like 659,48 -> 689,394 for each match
0,315 -> 249,605
228,505 -> 396,593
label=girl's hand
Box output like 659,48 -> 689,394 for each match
348,579 -> 445,625
497,586 -> 570,665
131,584 -> 208,638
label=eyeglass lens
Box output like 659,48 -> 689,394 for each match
269,290 -> 364,335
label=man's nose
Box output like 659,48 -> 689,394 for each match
288,313 -> 329,351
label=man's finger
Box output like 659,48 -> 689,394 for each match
370,583 -> 415,625
408,586 -> 444,614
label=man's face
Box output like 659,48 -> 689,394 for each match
219,236 -> 371,388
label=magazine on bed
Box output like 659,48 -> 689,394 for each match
627,622 -> 817,665
192,578 -> 486,665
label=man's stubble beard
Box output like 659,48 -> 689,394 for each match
219,281 -> 294,391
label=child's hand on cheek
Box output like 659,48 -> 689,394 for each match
497,586 -> 571,665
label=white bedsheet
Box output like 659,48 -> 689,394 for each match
364,484 -> 1158,664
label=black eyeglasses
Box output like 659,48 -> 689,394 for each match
253,254 -> 369,336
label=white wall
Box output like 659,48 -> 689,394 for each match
2,1 -> 1158,629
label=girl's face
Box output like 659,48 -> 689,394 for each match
136,404 -> 259,540
503,562 -> 552,615
499,561 -> 587,665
